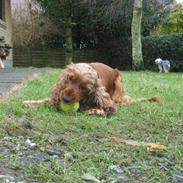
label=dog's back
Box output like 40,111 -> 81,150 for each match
90,63 -> 120,96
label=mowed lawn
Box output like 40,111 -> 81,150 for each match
0,69 -> 183,183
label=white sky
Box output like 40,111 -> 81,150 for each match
176,0 -> 183,3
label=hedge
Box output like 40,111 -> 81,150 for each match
142,33 -> 183,71
101,33 -> 183,71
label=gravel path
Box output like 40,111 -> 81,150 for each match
0,68 -> 43,97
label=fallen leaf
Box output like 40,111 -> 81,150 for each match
82,174 -> 100,183
111,136 -> 166,151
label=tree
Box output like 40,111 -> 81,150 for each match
131,0 -> 144,70
14,0 -> 175,69
12,0 -> 61,48
160,4 -> 183,35
142,0 -> 176,36
35,0 -> 79,65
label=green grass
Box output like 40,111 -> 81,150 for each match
0,69 -> 183,183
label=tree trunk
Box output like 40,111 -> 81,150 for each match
65,17 -> 73,65
131,0 -> 144,70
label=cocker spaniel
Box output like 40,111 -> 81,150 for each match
23,63 -> 160,115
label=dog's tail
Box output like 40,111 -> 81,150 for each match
119,96 -> 161,105
22,98 -> 51,108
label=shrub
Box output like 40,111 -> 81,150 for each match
160,4 -> 183,35
100,33 -> 183,71
142,33 -> 183,71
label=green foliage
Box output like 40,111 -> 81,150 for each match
160,4 -> 183,35
143,33 -> 183,71
34,0 -> 77,63
35,0 -> 73,24
34,0 -> 134,47
100,33 -> 183,71
33,0 -> 175,48
99,37 -> 132,70
142,0 -> 170,36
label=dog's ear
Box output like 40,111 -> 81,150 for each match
114,69 -> 120,78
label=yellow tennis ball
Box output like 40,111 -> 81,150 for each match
60,102 -> 80,113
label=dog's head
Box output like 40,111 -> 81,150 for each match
60,70 -> 96,104
155,58 -> 162,64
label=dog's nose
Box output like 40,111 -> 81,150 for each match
63,96 -> 71,103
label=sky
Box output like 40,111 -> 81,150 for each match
176,0 -> 183,2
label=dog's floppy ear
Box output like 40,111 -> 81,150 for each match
114,68 -> 120,78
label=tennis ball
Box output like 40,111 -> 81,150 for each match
60,102 -> 80,113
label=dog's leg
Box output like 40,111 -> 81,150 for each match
0,58 -> 5,69
84,108 -> 106,116
94,81 -> 116,115
119,95 -> 161,105
163,64 -> 169,73
158,64 -> 163,72
111,70 -> 161,105
22,98 -> 51,108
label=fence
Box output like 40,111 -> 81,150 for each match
13,48 -> 106,68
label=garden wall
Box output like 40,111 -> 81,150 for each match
13,48 -> 106,68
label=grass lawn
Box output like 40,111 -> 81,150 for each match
0,69 -> 183,183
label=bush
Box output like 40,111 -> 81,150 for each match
100,37 -> 132,70
160,4 -> 183,35
142,33 -> 183,71
100,33 -> 183,71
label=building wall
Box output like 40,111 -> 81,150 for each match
0,0 -> 12,67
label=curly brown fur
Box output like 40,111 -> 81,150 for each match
23,62 -> 160,115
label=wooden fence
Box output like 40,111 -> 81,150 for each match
13,48 -> 106,68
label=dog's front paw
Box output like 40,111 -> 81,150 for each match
85,108 -> 106,116
22,101 -> 38,108
105,104 -> 117,115
22,101 -> 31,108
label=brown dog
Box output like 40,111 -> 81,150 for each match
23,63 -> 160,115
